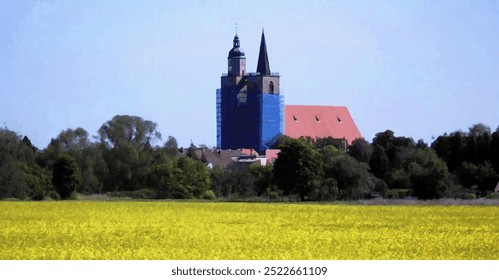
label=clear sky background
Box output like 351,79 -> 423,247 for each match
1,0 -> 498,149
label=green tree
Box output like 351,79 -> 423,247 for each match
0,129 -> 23,198
464,123 -> 491,164
210,166 -> 232,198
17,162 -> 52,200
149,157 -> 211,199
102,144 -> 138,191
57,127 -> 90,153
310,136 -> 346,151
322,146 -> 375,200
35,128 -> 105,194
431,131 -> 466,172
469,123 -> 491,138
78,143 -> 106,194
148,161 -> 183,198
98,115 -> 161,148
98,115 -> 162,192
369,145 -> 391,185
176,157 -> 211,198
250,164 -> 274,196
348,138 -> 373,163
0,128 -> 51,199
273,138 -> 322,201
163,136 -> 179,159
403,148 -> 451,199
456,161 -> 498,196
52,155 -> 82,199
491,128 -> 499,173
271,134 -> 293,149
431,124 -> 498,198
225,163 -> 256,198
35,138 -> 65,171
370,130 -> 416,189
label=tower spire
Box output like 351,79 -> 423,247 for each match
256,29 -> 271,75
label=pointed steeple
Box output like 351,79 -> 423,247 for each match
256,29 -> 271,75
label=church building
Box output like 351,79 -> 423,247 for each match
217,31 -> 283,153
217,30 -> 362,153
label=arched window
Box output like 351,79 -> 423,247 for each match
269,81 -> 274,93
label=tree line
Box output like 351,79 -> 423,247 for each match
1,115 -> 498,201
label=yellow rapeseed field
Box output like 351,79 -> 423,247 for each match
0,201 -> 497,259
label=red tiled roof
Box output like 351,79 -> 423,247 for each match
265,149 -> 280,164
241,148 -> 259,157
284,105 -> 362,145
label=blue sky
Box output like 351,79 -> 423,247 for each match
1,0 -> 498,149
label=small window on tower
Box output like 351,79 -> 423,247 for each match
293,115 -> 298,122
315,116 -> 320,123
269,81 -> 274,93
337,116 -> 342,124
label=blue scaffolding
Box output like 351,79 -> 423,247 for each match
217,88 -> 283,153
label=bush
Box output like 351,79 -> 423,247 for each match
387,189 -> 411,199
265,187 -> 282,200
31,190 -> 45,201
202,190 -> 216,200
52,155 -> 82,199
132,189 -> 156,199
309,178 -> 338,201
463,193 -> 477,200
486,192 -> 499,199
69,191 -> 78,200
374,179 -> 389,197
48,191 -> 61,201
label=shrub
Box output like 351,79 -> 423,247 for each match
485,192 -> 499,199
31,190 -> 45,201
463,193 -> 477,200
374,179 -> 389,198
265,188 -> 282,200
202,190 -> 216,200
69,191 -> 78,200
48,191 -> 60,201
133,189 -> 155,199
387,189 -> 411,199
52,155 -> 82,199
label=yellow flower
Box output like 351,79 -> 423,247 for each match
0,201 -> 497,260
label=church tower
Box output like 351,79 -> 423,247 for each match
217,30 -> 284,153
227,34 -> 246,76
